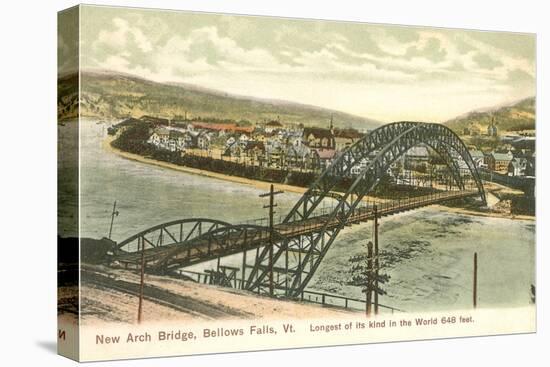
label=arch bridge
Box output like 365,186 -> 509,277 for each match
110,121 -> 485,298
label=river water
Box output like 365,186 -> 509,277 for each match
59,120 -> 536,313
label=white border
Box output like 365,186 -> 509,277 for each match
0,0 -> 547,366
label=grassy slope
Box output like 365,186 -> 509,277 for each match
444,97 -> 536,134
58,71 -> 380,130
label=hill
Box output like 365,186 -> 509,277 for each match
445,97 -> 536,134
58,71 -> 380,130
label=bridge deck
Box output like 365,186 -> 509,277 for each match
112,190 -> 477,269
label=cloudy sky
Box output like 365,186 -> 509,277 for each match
59,5 -> 536,123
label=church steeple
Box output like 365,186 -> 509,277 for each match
329,114 -> 334,131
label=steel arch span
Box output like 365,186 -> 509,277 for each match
285,121 -> 484,224
112,217 -> 289,274
115,218 -> 233,253
111,122 -> 486,299
246,122 -> 486,297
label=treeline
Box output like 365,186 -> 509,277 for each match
111,123 -> 445,199
511,196 -> 535,216
496,191 -> 536,216
111,122 -> 318,186
506,122 -> 536,132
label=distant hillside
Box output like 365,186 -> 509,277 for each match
445,97 -> 536,134
58,71 -> 380,130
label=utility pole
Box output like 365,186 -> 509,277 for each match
108,200 -> 119,239
473,252 -> 478,309
366,241 -> 373,317
259,184 -> 284,296
137,237 -> 146,324
373,205 -> 379,315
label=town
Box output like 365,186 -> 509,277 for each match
107,114 -> 535,215
110,115 -> 361,173
108,115 -> 535,178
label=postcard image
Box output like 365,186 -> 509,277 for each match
57,5 -> 536,362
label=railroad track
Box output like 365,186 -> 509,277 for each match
82,269 -> 253,320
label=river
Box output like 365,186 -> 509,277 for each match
58,120 -> 536,313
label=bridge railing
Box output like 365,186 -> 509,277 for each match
172,270 -> 404,314
275,190 -> 475,233
299,290 -> 405,314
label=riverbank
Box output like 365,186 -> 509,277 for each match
103,136 -> 393,204
103,136 -> 534,221
431,204 -> 534,221
74,265 -> 355,325
104,136 -> 314,196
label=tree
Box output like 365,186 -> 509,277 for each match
347,241 -> 390,316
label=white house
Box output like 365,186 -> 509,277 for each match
197,132 -> 211,150
468,150 -> 487,168
238,133 -> 250,145
168,130 -> 186,151
147,128 -> 171,149
350,157 -> 369,176
508,157 -> 527,177
225,136 -> 236,147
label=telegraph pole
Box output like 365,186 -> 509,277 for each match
473,252 -> 478,309
366,241 -> 373,317
259,184 -> 284,296
108,200 -> 119,239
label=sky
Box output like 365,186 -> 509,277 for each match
59,5 -> 536,123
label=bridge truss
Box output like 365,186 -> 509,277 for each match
111,122 -> 486,300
